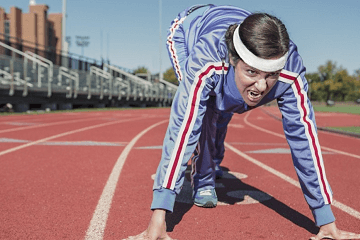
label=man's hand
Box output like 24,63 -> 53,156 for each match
310,222 -> 360,240
123,209 -> 176,240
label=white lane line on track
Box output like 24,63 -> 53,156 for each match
320,146 -> 360,159
320,128 -> 360,139
261,107 -> 360,141
225,142 -> 360,220
84,119 -> 168,240
224,142 -> 301,187
0,113 -> 94,125
243,112 -> 360,159
231,111 -> 360,220
0,117 -> 104,134
0,117 -> 147,157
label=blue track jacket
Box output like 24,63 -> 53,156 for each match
151,4 -> 334,226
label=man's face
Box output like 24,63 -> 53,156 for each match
232,59 -> 281,107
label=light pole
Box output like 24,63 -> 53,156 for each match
76,36 -> 90,58
61,0 -> 68,67
159,0 -> 162,81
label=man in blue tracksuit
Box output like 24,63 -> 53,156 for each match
126,4 -> 360,240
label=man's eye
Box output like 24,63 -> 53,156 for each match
247,69 -> 256,75
269,72 -> 279,77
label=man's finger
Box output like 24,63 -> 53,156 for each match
310,232 -> 331,240
122,231 -> 149,240
310,231 -> 360,240
339,230 -> 360,239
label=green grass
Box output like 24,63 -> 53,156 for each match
326,126 -> 360,134
312,103 -> 360,135
312,105 -> 360,115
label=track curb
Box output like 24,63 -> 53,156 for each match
260,107 -> 360,139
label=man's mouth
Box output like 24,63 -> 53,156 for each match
247,90 -> 262,101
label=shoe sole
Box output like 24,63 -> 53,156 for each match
194,201 -> 217,208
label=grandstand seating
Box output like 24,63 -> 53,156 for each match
0,41 -> 178,112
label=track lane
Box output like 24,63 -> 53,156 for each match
240,109 -> 360,209
104,118 -> 170,239
0,110 -> 169,239
1,108 -> 359,239
230,109 -> 360,230
115,109 -> 319,239
0,117 -> 147,157
0,145 -> 123,239
0,110 -> 169,156
0,111 -> 106,131
115,107 -> 360,239
85,119 -> 168,239
255,108 -> 360,156
0,116 -> 106,134
260,105 -> 360,129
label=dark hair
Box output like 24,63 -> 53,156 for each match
225,13 -> 290,66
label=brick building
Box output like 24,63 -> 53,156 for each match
0,0 -> 62,61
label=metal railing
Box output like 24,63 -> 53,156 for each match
58,66 -> 79,98
0,41 -> 53,96
159,79 -> 178,103
0,68 -> 34,88
0,40 -> 178,107
25,50 -> 54,96
0,33 -> 103,72
104,64 -> 153,102
89,66 -> 111,100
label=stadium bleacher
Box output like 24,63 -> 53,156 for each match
0,41 -> 177,112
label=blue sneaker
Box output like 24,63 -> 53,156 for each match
215,165 -> 223,179
193,189 -> 218,208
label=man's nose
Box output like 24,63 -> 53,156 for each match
255,78 -> 267,92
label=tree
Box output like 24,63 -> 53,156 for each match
163,67 -> 179,85
133,66 -> 148,74
306,72 -> 323,101
355,68 -> 360,79
347,69 -> 360,101
306,61 -> 360,102
318,61 -> 340,101
334,69 -> 353,101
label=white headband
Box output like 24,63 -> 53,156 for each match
233,24 -> 288,72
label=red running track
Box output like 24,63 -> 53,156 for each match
0,107 -> 359,239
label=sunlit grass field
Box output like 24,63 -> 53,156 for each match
312,105 -> 360,115
325,126 -> 360,134
312,102 -> 360,135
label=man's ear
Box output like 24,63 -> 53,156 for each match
229,53 -> 235,66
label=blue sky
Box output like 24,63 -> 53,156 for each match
2,0 -> 360,75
